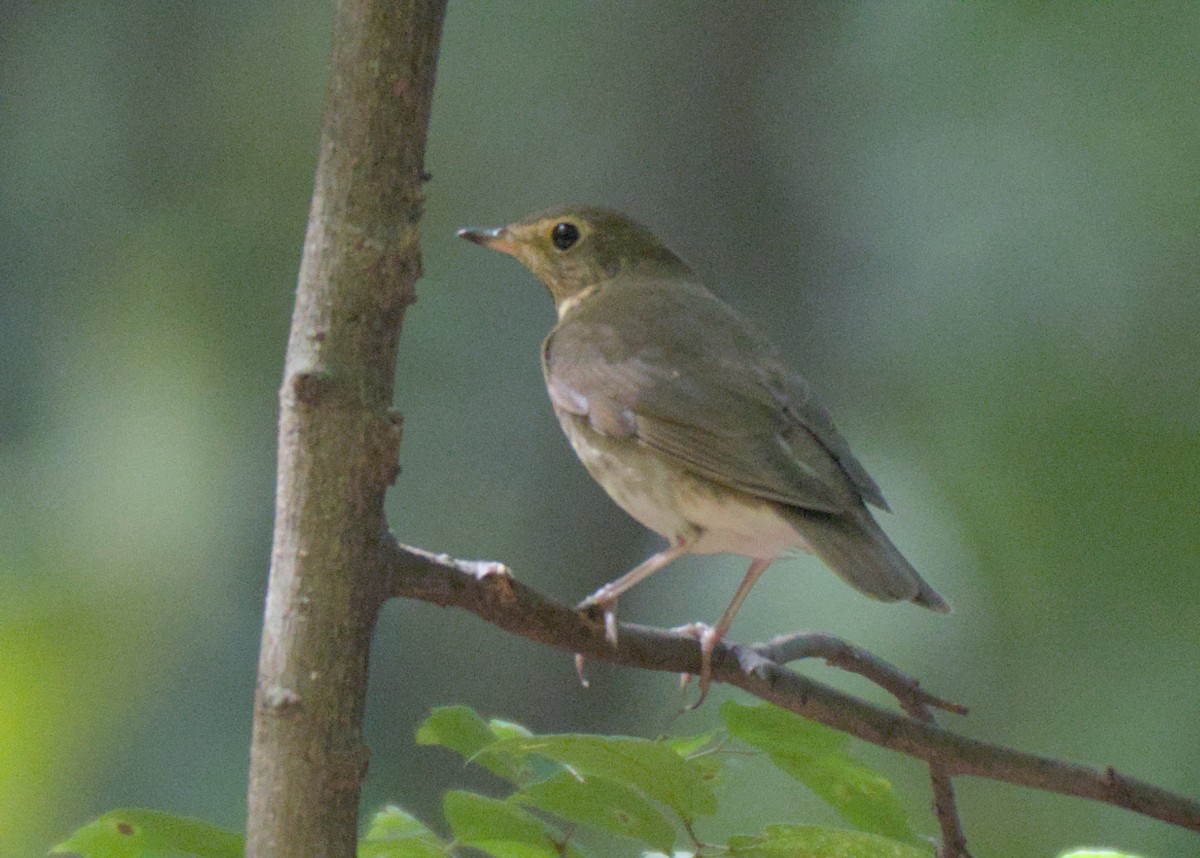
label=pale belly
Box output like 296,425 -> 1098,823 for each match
558,414 -> 811,560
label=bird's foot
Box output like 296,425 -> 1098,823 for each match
576,592 -> 620,647
573,591 -> 621,692
672,622 -> 723,710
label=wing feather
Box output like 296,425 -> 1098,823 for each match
541,276 -> 888,514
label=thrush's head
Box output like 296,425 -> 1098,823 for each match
458,206 -> 692,313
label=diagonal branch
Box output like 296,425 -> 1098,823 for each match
385,537 -> 1200,838
747,632 -> 968,717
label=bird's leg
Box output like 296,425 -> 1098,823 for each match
685,557 -> 772,708
577,529 -> 700,646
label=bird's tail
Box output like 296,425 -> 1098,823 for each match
789,504 -> 950,613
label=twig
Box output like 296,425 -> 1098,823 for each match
749,633 -> 972,856
928,769 -> 970,858
752,635 -> 973,855
747,633 -> 967,716
385,536 -> 1200,837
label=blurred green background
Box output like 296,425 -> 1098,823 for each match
3,2 -> 1198,856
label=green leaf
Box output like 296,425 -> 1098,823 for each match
443,790 -> 563,858
486,718 -> 535,742
727,823 -> 930,857
488,733 -> 717,819
514,770 -> 676,852
50,808 -> 243,858
662,730 -> 718,758
660,731 -> 726,788
358,806 -> 447,857
722,701 -> 919,845
1057,852 -> 1147,858
415,705 -> 498,758
675,745 -> 726,791
414,705 -> 528,782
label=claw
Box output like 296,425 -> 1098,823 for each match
574,653 -> 590,688
603,607 -> 619,646
678,558 -> 771,709
671,622 -> 719,710
577,594 -> 621,647
691,624 -> 721,709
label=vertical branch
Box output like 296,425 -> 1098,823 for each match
246,2 -> 447,856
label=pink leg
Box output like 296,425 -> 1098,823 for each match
693,557 -> 772,706
577,530 -> 701,645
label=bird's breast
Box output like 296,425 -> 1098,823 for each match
555,410 -> 811,560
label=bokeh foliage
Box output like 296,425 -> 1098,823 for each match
2,2 -> 1197,856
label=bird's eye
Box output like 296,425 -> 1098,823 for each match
551,222 -> 580,251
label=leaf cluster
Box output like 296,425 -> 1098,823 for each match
51,703 -> 1148,858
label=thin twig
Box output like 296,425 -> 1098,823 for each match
927,769 -> 970,858
385,536 -> 1200,838
748,633 -> 967,716
750,633 -> 972,856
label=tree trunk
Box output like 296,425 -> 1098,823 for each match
245,2 -> 447,855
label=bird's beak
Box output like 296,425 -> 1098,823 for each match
457,225 -> 518,257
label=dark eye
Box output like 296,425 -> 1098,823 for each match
551,222 -> 580,251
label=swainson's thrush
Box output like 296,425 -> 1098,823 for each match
459,207 -> 949,693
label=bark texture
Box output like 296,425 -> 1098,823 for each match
246,2 -> 447,855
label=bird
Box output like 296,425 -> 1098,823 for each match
458,206 -> 949,698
